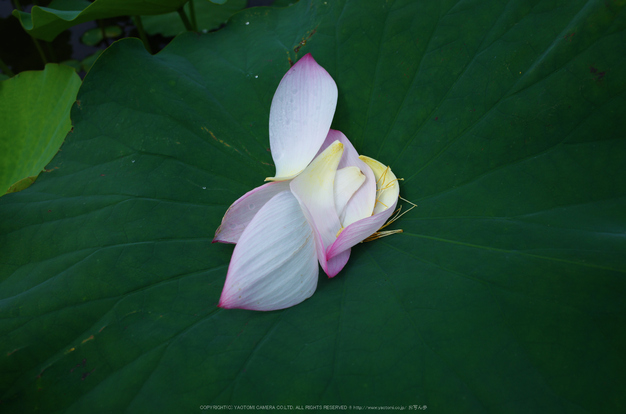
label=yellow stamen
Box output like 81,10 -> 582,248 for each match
362,196 -> 417,243
363,229 -> 404,242
372,174 -> 404,210
375,200 -> 389,209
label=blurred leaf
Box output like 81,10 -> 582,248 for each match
48,0 -> 93,11
104,25 -> 123,38
80,28 -> 103,46
0,64 -> 80,195
141,0 -> 247,37
271,0 -> 299,7
60,59 -> 82,71
1,0 -> 625,412
80,25 -> 122,46
13,0 -> 189,41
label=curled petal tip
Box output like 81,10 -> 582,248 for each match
265,174 -> 297,182
269,53 -> 338,179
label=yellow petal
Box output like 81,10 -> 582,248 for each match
359,155 -> 399,215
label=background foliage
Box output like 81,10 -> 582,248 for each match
0,63 -> 80,194
1,0 -> 625,412
13,0 -> 191,41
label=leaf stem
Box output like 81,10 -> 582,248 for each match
188,0 -> 198,31
45,41 -> 57,62
12,0 -> 48,65
98,19 -> 108,46
177,6 -> 194,32
132,16 -> 152,54
31,37 -> 48,65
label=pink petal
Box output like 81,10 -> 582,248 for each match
326,199 -> 397,260
326,248 -> 351,278
327,156 -> 400,260
218,191 -> 318,311
267,54 -> 338,181
213,181 -> 290,244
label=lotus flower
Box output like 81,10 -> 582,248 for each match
213,54 -> 400,311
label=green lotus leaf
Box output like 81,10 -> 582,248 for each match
1,0 -> 625,412
0,63 -> 81,195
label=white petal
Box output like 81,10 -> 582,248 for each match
267,54 -> 338,180
334,166 -> 365,225
296,200 -> 350,278
290,140 -> 343,255
219,191 -> 318,311
326,157 -> 400,260
319,130 -> 376,226
213,181 -> 290,244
